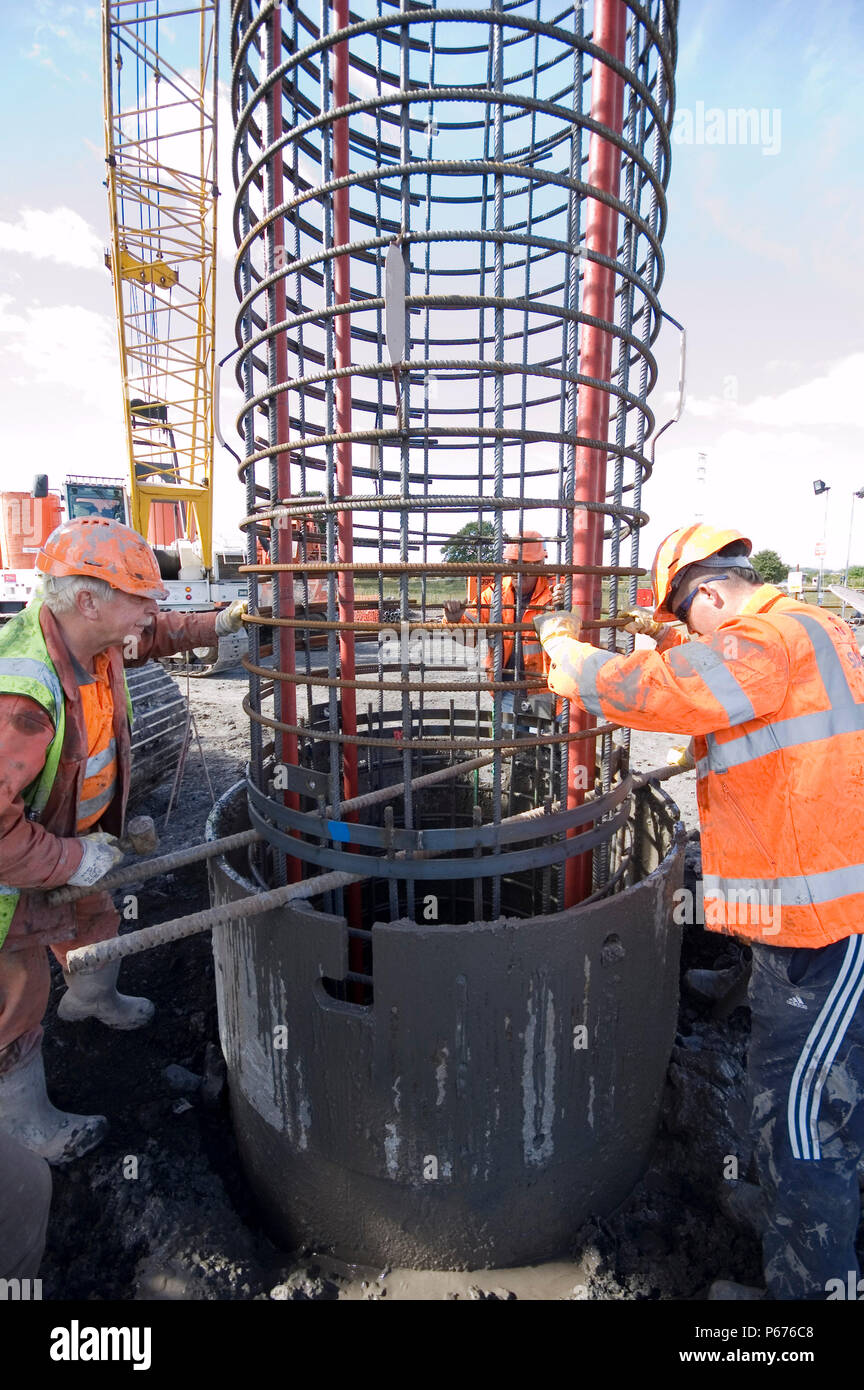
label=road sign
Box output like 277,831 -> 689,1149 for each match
788,569 -> 804,595
814,542 -> 827,557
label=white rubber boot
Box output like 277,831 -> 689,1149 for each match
707,1280 -> 766,1301
718,1179 -> 766,1234
57,960 -> 155,1030
0,1046 -> 107,1164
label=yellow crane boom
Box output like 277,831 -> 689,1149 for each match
102,0 -> 218,567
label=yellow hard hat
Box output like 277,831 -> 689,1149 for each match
652,525 -> 752,623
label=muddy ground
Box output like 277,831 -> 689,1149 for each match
37,666 -> 850,1301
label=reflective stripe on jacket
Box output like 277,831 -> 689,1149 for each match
546,585 -> 864,948
0,601 -> 133,942
459,575 -> 557,678
0,600 -> 221,949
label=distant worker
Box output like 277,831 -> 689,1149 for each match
536,524 -> 864,1302
443,531 -> 563,717
0,517 -> 246,1164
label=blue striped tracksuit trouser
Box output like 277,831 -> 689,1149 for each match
748,934 -> 864,1300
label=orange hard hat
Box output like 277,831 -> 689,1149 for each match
504,530 -> 546,564
652,524 -> 752,623
36,517 -> 168,601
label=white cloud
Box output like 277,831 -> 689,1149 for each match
22,41 -> 62,74
0,296 -> 117,407
0,207 -> 103,270
643,416 -> 864,572
739,354 -> 864,429
642,354 -> 864,566
683,353 -> 864,431
695,192 -> 799,272
0,289 -> 124,496
674,392 -> 731,421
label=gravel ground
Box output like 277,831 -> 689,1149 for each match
36,656 -> 804,1302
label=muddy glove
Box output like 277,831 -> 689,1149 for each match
621,608 -> 663,639
214,599 -> 248,636
534,609 -> 582,663
549,581 -> 566,607
66,832 -> 125,888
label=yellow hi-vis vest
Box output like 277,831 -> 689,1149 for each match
0,599 -> 132,948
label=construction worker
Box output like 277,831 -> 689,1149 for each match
535,524 -> 864,1302
0,517 -> 246,1165
443,531 -> 562,718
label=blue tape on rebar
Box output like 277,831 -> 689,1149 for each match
328,820 -> 350,842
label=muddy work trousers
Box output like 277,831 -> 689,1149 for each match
748,936 -> 864,1300
0,893 -> 120,1066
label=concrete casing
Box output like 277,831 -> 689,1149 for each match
208,782 -> 684,1269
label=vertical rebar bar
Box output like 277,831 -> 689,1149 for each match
265,3 -> 299,885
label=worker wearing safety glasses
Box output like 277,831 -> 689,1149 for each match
536,524 -> 864,1303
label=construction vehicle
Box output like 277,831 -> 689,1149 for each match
0,471 -> 251,674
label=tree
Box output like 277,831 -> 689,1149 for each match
441,520 -> 496,565
846,566 -> 864,589
750,549 -> 788,584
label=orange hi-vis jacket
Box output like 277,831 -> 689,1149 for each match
545,584 -> 864,948
456,575 -> 557,679
75,652 -> 118,834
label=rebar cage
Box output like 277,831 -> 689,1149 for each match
230,0 -> 677,960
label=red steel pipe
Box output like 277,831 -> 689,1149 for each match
565,0 -> 628,907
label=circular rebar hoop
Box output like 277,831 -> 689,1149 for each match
231,0 -> 676,921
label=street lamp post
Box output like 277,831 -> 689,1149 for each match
813,480 -> 831,604
841,486 -> 864,617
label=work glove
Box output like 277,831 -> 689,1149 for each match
621,608 -> 663,639
534,609 -> 582,662
215,599 -> 248,636
666,742 -> 695,770
549,581 -> 566,607
66,832 -> 125,888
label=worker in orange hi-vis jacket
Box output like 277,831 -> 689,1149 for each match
443,531 -> 563,720
0,517 -> 246,1177
536,524 -> 864,1303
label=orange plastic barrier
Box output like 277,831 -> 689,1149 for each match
0,492 -> 62,568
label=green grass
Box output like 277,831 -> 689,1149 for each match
354,577 -> 466,603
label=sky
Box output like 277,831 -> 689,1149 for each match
0,0 -> 862,570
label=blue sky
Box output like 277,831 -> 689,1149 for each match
0,0 -> 862,568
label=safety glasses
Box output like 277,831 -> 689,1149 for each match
673,573 -> 731,625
